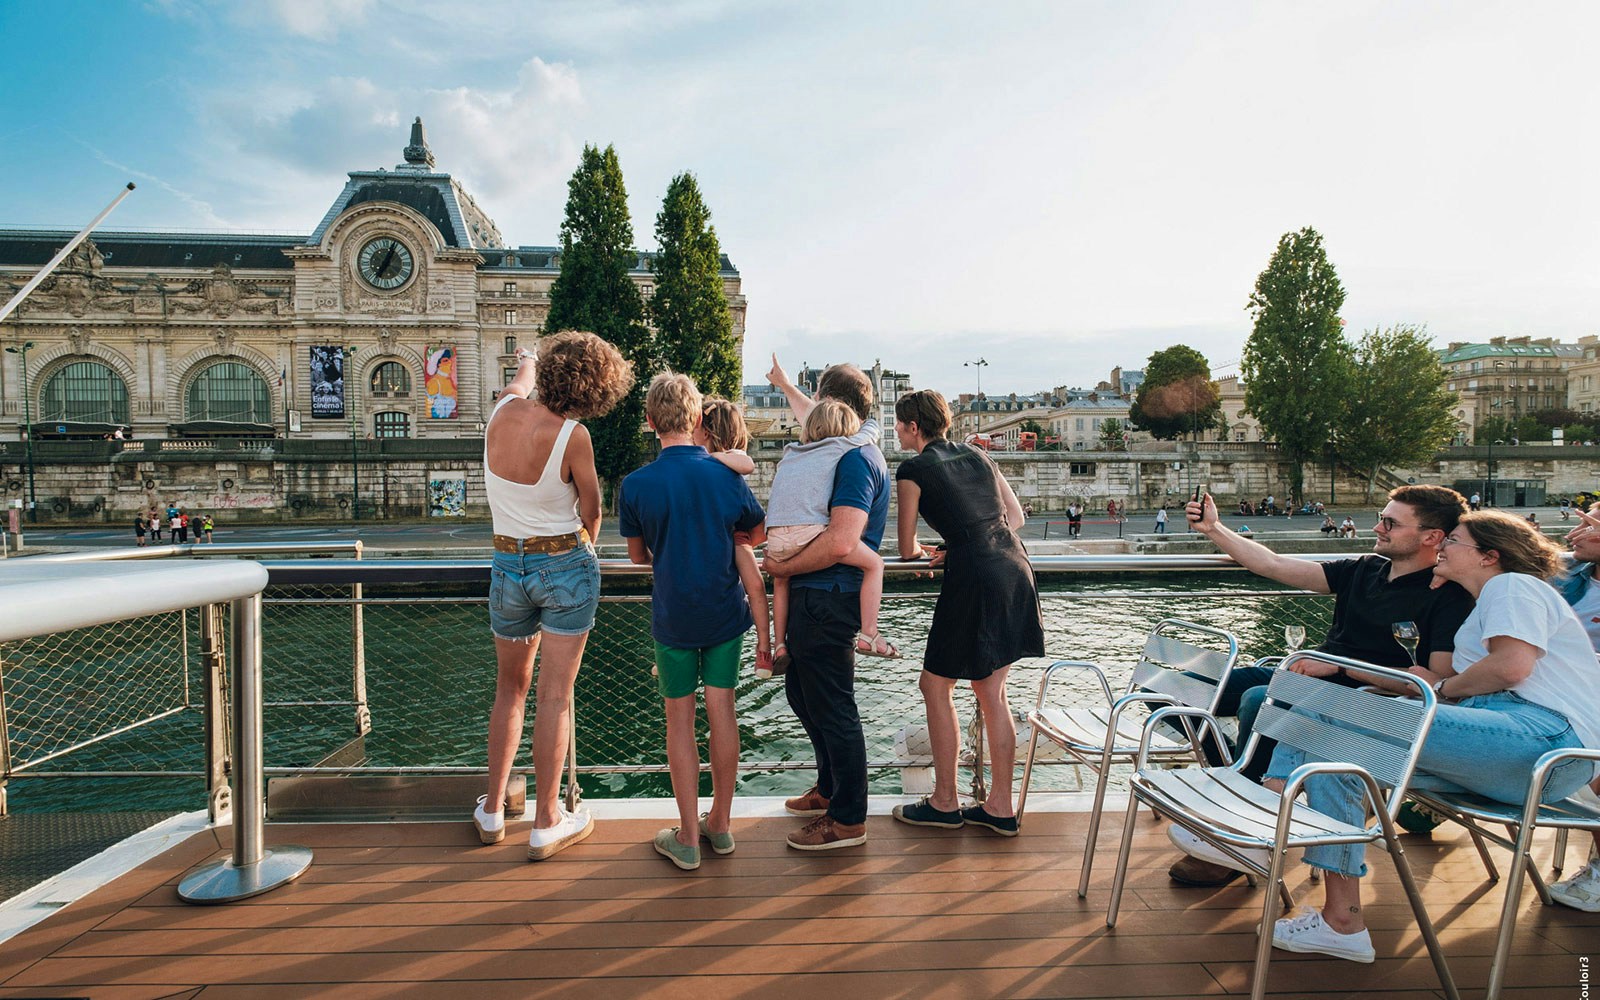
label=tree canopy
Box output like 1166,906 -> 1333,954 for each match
650,173 -> 739,399
1336,325 -> 1459,500
1241,227 -> 1351,498
544,144 -> 655,498
1129,344 -> 1221,440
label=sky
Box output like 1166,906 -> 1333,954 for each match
2,1 -> 1597,398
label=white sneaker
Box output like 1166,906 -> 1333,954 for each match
1548,858 -> 1600,913
1167,823 -> 1270,873
527,805 -> 595,861
472,794 -> 505,844
1272,907 -> 1375,963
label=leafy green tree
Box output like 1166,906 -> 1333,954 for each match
544,144 -> 655,499
650,172 -> 739,399
1563,423 -> 1595,444
1129,345 -> 1221,440
1475,417 -> 1514,445
1242,227 -> 1351,500
1336,325 -> 1459,501
1098,417 -> 1126,450
1529,407 -> 1582,431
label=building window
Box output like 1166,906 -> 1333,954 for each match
1069,462 -> 1095,475
504,336 -> 518,355
39,360 -> 130,426
504,308 -> 517,325
373,411 -> 410,438
185,362 -> 272,425
503,367 -> 518,385
1075,418 -> 1084,431
369,362 -> 411,397
503,281 -> 517,294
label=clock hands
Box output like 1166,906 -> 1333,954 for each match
377,245 -> 397,278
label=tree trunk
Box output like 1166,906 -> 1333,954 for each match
1364,464 -> 1379,504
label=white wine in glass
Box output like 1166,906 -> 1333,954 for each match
1392,621 -> 1420,666
1284,625 -> 1306,653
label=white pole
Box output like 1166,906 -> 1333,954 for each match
0,183 -> 136,326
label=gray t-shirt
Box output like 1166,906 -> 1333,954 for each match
766,418 -> 879,528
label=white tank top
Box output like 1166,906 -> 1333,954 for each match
483,395 -> 584,537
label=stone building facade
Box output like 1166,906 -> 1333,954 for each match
0,120 -> 744,518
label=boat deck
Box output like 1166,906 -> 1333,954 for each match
0,806 -> 1592,999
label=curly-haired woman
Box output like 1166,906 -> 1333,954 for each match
473,331 -> 633,859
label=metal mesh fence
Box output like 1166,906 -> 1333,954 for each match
3,573 -> 1337,807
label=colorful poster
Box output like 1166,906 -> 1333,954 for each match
309,346 -> 345,418
425,345 -> 457,418
429,474 -> 466,517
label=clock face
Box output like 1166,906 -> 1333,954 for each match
357,237 -> 414,290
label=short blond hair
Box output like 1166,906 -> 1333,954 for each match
645,372 -> 702,436
802,398 -> 862,443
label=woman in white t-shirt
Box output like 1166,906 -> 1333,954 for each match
1257,510 -> 1600,963
1544,503 -> 1600,911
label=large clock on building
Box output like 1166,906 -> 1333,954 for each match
357,236 -> 414,290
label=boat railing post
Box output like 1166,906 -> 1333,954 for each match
0,649 -> 11,817
351,540 -> 370,736
178,592 -> 312,903
200,602 -> 230,825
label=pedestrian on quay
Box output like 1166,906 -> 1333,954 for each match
1067,501 -> 1083,538
620,373 -> 766,870
200,513 -> 214,543
471,333 -> 633,861
172,511 -> 188,544
148,510 -> 161,542
1154,505 -> 1169,533
133,512 -> 147,547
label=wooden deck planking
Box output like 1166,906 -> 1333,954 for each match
0,812 -> 1593,998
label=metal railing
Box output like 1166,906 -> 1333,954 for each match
1,551 -> 1336,815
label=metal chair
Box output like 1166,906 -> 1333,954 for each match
1104,651 -> 1459,1000
1017,618 -> 1240,897
1409,749 -> 1600,1000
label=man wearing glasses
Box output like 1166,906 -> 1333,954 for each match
1165,485 -> 1475,887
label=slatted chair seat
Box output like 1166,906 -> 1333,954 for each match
1017,619 -> 1241,898
1104,652 -> 1460,1000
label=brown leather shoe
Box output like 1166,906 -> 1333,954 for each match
784,786 -> 830,817
786,815 -> 867,851
1168,853 -> 1245,887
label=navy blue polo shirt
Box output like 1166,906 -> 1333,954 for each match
790,443 -> 890,593
619,445 -> 766,649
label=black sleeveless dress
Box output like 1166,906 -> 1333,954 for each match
896,440 -> 1045,680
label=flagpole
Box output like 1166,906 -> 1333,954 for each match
0,183 -> 136,325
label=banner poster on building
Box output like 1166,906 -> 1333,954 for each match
428,474 -> 466,517
309,346 -> 345,419
426,345 -> 458,418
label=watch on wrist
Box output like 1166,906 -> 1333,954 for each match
1432,676 -> 1449,700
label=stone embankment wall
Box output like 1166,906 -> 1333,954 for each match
2,441 -> 1593,522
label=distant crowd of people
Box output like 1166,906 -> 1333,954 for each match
132,506 -> 213,545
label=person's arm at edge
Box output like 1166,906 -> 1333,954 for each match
1185,493 -> 1330,593
897,479 -> 926,559
764,506 -> 869,577
712,448 -> 755,475
996,470 -> 1026,531
767,353 -> 815,422
565,424 -> 602,543
502,349 -> 536,399
627,537 -> 652,566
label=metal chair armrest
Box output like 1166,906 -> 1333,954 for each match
1034,659 -> 1115,710
1517,747 -> 1600,830
1138,705 -> 1228,769
1105,691 -> 1181,755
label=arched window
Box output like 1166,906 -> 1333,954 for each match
185,362 -> 272,424
373,411 -> 410,438
40,360 -> 130,426
369,361 -> 412,397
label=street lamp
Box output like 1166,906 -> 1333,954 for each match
5,341 -> 36,522
964,357 -> 989,397
343,347 -> 360,521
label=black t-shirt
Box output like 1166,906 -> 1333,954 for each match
1319,555 -> 1473,668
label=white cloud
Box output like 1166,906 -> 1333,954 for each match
263,0 -> 373,40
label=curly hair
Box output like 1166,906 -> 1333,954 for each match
802,398 -> 862,444
533,331 -> 634,418
894,389 -> 951,440
645,372 -> 702,436
1459,510 -> 1565,578
700,397 -> 749,453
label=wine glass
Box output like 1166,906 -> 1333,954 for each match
1284,625 -> 1306,653
1392,621 -> 1420,667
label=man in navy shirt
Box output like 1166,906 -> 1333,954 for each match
621,373 -> 765,871
764,364 -> 890,851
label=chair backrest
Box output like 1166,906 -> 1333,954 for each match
1249,651 -> 1439,818
1126,619 -> 1241,714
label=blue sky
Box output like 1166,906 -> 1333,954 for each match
3,1 -> 1597,397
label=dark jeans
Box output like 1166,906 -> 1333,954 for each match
1199,665 -> 1277,781
785,586 -> 868,825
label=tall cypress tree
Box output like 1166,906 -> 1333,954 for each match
650,173 -> 739,399
544,144 -> 655,498
1242,227 -> 1351,500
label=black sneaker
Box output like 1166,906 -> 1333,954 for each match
891,797 -> 964,829
961,804 -> 1020,837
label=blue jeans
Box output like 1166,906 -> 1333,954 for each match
1266,691 -> 1592,877
487,543 -> 600,639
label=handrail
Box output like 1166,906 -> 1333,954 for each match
27,541 -> 364,563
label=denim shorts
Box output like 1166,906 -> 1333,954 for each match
488,544 -> 600,640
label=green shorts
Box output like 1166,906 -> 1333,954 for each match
655,634 -> 744,699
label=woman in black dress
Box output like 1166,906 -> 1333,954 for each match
889,390 -> 1044,835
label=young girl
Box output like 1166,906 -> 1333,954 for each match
766,399 -> 897,673
696,397 -> 775,678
